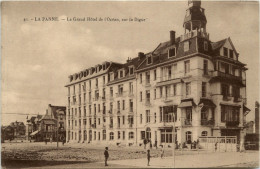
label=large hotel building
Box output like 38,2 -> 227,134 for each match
65,1 -> 250,147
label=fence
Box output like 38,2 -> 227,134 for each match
198,136 -> 237,152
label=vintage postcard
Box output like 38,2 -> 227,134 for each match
1,1 -> 259,168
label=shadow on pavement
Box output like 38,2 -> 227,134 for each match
1,159 -> 90,168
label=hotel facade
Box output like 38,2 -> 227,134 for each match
65,1 -> 250,147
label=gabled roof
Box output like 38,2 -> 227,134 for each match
211,38 -> 227,51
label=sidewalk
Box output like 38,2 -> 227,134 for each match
102,151 -> 259,168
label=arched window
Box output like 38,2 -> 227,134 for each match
84,130 -> 87,141
186,131 -> 192,144
201,131 -> 208,136
110,132 -> 114,140
129,132 -> 134,139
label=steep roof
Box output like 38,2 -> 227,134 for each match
211,38 -> 227,51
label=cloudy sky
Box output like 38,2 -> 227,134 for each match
1,1 -> 259,125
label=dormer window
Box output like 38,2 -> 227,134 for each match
229,49 -> 233,59
168,48 -> 176,58
119,69 -> 124,78
147,55 -> 152,65
129,66 -> 134,75
204,41 -> 208,51
223,47 -> 228,57
110,72 -> 114,81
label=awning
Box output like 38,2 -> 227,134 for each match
30,130 -> 39,136
243,105 -> 251,116
220,102 -> 241,108
178,101 -> 195,108
198,98 -> 216,108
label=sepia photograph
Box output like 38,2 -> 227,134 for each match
1,0 -> 259,168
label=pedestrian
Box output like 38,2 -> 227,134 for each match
147,149 -> 151,166
143,138 -> 147,149
160,145 -> 164,159
155,140 -> 158,149
104,147 -> 109,166
215,142 -> 218,152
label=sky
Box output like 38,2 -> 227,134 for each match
1,1 -> 259,126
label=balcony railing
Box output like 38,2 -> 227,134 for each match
201,119 -> 214,126
116,91 -> 126,97
226,121 -> 239,127
211,71 -> 242,81
91,124 -> 96,129
109,124 -> 113,129
184,119 -> 192,126
234,95 -> 243,103
223,94 -> 232,101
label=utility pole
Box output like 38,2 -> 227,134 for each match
172,113 -> 176,168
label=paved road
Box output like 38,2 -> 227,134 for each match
23,151 -> 258,168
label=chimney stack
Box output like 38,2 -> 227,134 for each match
138,52 -> 145,60
170,30 -> 176,45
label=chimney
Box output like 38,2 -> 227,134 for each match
138,52 -> 145,60
170,30 -> 176,45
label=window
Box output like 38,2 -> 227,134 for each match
98,118 -> 100,125
221,105 -> 240,122
103,130 -> 106,140
118,84 -> 123,95
146,90 -> 150,103
98,104 -> 100,112
141,131 -> 145,139
140,114 -> 143,124
163,105 -> 177,122
129,82 -> 133,94
202,82 -> 207,97
110,87 -> 113,97
204,41 -> 208,51
173,84 -> 177,96
129,132 -> 134,139
223,47 -> 228,56
118,131 -> 121,139
146,71 -> 150,84
122,116 -> 125,125
119,70 -> 124,78
94,131 -> 96,140
147,55 -> 152,64
140,74 -> 142,83
168,48 -> 176,58
110,72 -> 114,81
186,131 -> 192,143
129,67 -> 134,75
154,89 -> 156,99
229,49 -> 233,59
122,100 -> 125,110
123,131 -> 125,140
221,84 -> 229,98
165,85 -> 170,98
140,92 -> 143,102
110,102 -> 113,113
201,131 -> 208,136
95,78 -> 98,88
184,41 -> 190,52
232,86 -> 240,99
117,101 -> 120,110
203,60 -> 208,75
109,132 -> 114,140
146,110 -> 150,123
186,82 -> 191,96
161,129 -> 175,143
186,107 -> 192,124
160,87 -> 163,98
184,60 -> 190,74
154,113 -> 156,123
154,69 -> 157,80
129,99 -> 133,112
168,66 -> 172,80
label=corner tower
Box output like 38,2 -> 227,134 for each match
183,0 -> 208,40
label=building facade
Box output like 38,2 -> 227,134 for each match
65,0 -> 250,147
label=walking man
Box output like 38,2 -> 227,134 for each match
147,149 -> 151,166
104,147 -> 109,166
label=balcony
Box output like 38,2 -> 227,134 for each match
116,92 -> 126,97
223,94 -> 232,101
226,121 -> 239,127
201,119 -> 214,126
129,123 -> 133,128
91,124 -> 96,129
210,71 -> 243,84
109,124 -> 113,129
93,97 -> 100,102
162,95 -> 174,102
180,30 -> 209,42
184,119 -> 192,126
117,110 -> 120,114
145,99 -> 151,106
234,95 -> 243,103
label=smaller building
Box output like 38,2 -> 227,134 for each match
10,121 -> 26,138
1,125 -> 14,142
